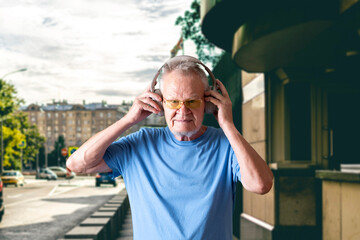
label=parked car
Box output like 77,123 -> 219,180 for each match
48,166 -> 75,179
95,173 -> 117,187
37,168 -> 57,180
1,170 -> 25,187
0,177 -> 4,222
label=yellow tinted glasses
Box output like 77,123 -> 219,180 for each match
163,99 -> 202,109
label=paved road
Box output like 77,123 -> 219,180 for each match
0,176 -> 125,240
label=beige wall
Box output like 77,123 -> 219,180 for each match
243,185 -> 275,225
242,71 -> 275,225
323,181 -> 360,240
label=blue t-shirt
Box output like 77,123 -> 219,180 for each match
104,126 -> 241,240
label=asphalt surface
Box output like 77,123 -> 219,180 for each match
0,176 -> 125,240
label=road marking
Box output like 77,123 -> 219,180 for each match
48,185 -> 58,196
48,184 -> 80,197
6,184 -> 80,207
7,194 -> 22,198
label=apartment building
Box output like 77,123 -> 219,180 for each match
22,100 -> 166,153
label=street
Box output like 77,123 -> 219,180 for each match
0,176 -> 125,240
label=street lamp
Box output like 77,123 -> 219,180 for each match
1,68 -> 27,174
1,68 -> 27,79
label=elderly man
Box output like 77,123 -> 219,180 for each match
67,55 -> 273,239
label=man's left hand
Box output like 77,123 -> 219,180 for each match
205,79 -> 234,129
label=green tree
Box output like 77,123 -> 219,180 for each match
1,79 -> 23,171
12,112 -> 45,168
175,0 -> 223,66
0,79 -> 23,117
2,124 -> 25,169
1,79 -> 44,170
1,111 -> 45,170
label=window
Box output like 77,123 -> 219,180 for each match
284,83 -> 311,161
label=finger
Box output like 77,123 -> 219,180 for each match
141,102 -> 160,113
140,91 -> 162,102
139,96 -> 161,111
215,79 -> 229,97
205,88 -> 225,102
134,100 -> 159,114
205,95 -> 222,107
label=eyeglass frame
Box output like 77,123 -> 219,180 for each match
163,98 -> 203,110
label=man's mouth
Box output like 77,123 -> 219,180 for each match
173,119 -> 192,123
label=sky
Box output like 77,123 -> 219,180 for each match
0,0 -> 196,106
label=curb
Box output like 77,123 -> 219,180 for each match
58,188 -> 130,240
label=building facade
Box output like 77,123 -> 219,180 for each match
22,101 -> 166,154
201,1 -> 360,239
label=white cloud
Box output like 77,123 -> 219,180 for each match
0,0 -> 196,105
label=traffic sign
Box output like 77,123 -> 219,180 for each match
18,139 -> 27,149
61,148 -> 68,157
68,146 -> 78,157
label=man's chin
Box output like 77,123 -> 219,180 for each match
170,129 -> 199,138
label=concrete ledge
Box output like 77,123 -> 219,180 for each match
64,226 -> 105,240
58,239 -> 93,240
91,210 -> 118,240
81,217 -> 112,240
59,188 -> 130,240
316,170 -> 360,183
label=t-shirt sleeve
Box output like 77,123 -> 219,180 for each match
103,140 -> 127,178
103,131 -> 139,178
231,148 -> 241,183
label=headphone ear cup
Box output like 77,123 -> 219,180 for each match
205,101 -> 217,114
204,85 -> 217,114
153,89 -> 164,116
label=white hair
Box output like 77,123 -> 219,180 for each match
158,58 -> 209,92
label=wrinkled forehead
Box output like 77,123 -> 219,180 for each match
162,71 -> 205,99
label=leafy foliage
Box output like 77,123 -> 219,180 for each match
175,0 -> 223,67
0,79 -> 23,117
2,125 -> 25,169
1,79 -> 44,170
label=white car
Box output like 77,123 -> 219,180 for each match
48,166 -> 75,179
37,168 -> 57,180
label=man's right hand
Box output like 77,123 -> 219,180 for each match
67,84 -> 162,174
125,84 -> 163,125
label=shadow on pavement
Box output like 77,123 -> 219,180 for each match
0,194 -> 115,240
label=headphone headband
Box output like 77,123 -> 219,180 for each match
150,55 -> 217,92
150,55 -> 218,116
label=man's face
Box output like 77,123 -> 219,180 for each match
162,70 -> 206,140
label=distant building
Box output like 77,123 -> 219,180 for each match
21,100 -> 166,153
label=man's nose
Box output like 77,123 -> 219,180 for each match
176,102 -> 191,114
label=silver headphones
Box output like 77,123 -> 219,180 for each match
150,55 -> 218,116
